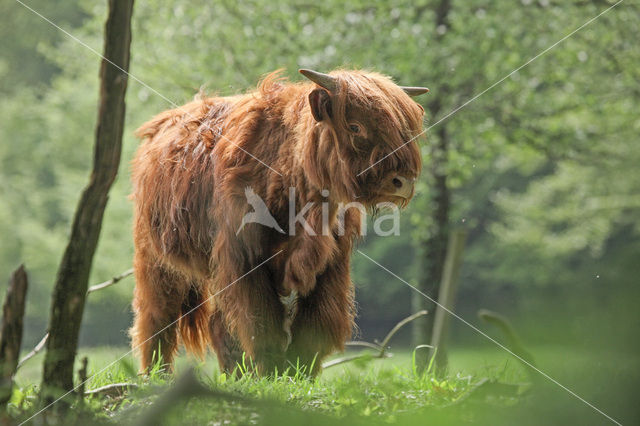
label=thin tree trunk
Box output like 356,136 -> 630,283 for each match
0,265 -> 29,410
41,0 -> 134,406
413,124 -> 450,350
429,230 -> 467,375
413,0 -> 452,370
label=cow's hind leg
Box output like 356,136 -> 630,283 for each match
130,252 -> 187,373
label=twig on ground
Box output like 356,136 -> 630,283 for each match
345,341 -> 382,351
85,382 -> 139,398
379,310 -> 429,357
323,310 -> 429,369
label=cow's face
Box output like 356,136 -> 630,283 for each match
301,69 -> 426,208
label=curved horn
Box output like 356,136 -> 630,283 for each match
401,86 -> 430,97
299,69 -> 338,92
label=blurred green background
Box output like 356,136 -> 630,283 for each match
1,1 -> 638,421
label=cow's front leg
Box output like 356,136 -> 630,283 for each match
285,257 -> 355,376
283,205 -> 336,295
215,265 -> 289,375
284,209 -> 360,375
212,228 -> 289,375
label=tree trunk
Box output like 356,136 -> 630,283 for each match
413,0 -> 452,370
41,0 -> 134,407
429,230 -> 467,375
0,265 -> 29,409
413,124 -> 450,346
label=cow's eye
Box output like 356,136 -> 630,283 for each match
349,123 -> 361,134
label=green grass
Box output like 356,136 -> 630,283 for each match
8,344 -> 639,425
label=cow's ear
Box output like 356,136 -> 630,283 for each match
308,88 -> 332,122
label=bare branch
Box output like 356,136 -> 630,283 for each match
85,382 -> 138,398
323,310 -> 429,370
379,310 -> 428,357
16,268 -> 133,372
322,352 -> 391,369
344,341 -> 383,351
16,333 -> 48,371
87,268 -> 134,294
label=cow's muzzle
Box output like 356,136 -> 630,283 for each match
387,175 -> 415,199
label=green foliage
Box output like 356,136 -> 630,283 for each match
0,0 -> 638,358
9,344 -> 639,424
0,0 -> 86,94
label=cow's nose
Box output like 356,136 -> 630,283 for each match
389,175 -> 414,199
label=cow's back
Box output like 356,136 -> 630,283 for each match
132,97 -> 237,277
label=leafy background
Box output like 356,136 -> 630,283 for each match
0,0 -> 638,360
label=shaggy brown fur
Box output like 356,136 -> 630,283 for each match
130,69 -> 425,375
